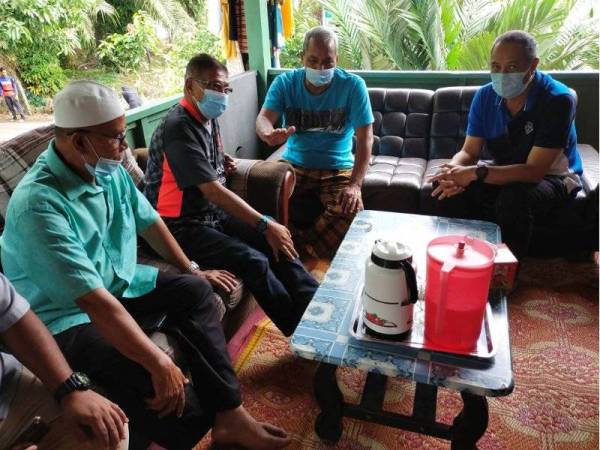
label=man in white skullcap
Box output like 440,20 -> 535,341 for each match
1,81 -> 291,450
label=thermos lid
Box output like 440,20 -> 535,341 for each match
372,240 -> 412,261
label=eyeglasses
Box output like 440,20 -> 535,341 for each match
69,129 -> 128,147
192,79 -> 233,94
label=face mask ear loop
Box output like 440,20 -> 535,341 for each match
82,135 -> 103,165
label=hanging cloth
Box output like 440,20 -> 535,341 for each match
221,0 -> 237,60
235,0 -> 248,54
229,0 -> 238,41
275,1 -> 284,48
281,0 -> 294,39
207,0 -> 222,36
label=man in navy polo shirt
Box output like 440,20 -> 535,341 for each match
430,30 -> 583,259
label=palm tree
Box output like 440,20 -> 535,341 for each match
319,0 -> 599,71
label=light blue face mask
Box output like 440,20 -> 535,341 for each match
305,67 -> 335,87
197,89 -> 228,119
490,72 -> 531,99
83,138 -> 122,179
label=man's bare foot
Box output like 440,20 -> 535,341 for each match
212,405 -> 291,449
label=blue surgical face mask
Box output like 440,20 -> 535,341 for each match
196,89 -> 228,119
83,137 -> 122,179
490,72 -> 532,99
305,67 -> 335,87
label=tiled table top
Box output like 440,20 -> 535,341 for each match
291,210 -> 514,397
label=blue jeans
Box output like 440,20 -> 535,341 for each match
169,214 -> 319,336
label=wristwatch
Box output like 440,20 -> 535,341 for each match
54,372 -> 91,402
186,260 -> 200,274
475,162 -> 489,183
256,215 -> 272,234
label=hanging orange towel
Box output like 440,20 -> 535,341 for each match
281,0 -> 294,39
221,0 -> 237,60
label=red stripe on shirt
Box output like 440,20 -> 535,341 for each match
180,97 -> 206,123
156,157 -> 183,217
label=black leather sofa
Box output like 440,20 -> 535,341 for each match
270,86 -> 599,255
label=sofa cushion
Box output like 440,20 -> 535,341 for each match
363,156 -> 427,213
419,158 -> 451,215
368,88 -> 434,160
430,86 -> 478,160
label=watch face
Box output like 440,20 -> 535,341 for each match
73,372 -> 91,387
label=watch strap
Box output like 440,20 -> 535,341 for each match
475,162 -> 489,182
256,215 -> 272,234
54,372 -> 90,402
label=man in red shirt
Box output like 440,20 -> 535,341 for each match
0,68 -> 26,121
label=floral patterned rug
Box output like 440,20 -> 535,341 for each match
197,257 -> 598,449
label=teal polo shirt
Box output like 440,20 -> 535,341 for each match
0,141 -> 160,335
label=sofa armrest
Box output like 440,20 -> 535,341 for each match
228,159 -> 295,226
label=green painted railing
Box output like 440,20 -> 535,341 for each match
124,70 -> 599,151
124,94 -> 180,150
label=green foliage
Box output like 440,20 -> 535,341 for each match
280,34 -> 304,68
97,11 -> 159,72
319,0 -> 599,70
0,0 -> 114,95
280,0 -> 321,68
15,44 -> 66,97
169,30 -> 223,68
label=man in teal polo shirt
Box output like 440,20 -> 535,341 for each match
1,81 -> 290,450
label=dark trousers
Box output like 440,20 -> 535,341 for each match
3,96 -> 25,119
54,272 -> 241,450
434,177 -> 572,259
170,214 -> 319,337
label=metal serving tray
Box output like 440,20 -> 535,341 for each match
349,287 -> 497,360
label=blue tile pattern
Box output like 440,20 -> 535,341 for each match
291,211 -> 514,397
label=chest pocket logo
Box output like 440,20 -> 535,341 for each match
524,121 -> 534,135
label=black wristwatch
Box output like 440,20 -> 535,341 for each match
256,215 -> 272,234
54,372 -> 91,402
475,162 -> 489,183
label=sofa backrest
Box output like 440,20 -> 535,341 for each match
368,88 -> 434,159
0,125 -> 54,227
429,86 -> 478,160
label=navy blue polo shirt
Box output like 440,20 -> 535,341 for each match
467,71 -> 582,192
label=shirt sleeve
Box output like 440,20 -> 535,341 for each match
262,74 -> 286,114
0,273 -> 30,333
121,167 -> 159,233
534,94 -> 576,149
12,205 -> 105,306
163,122 -> 217,189
466,88 -> 486,138
349,77 -> 374,128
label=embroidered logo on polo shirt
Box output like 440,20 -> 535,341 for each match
524,121 -> 534,135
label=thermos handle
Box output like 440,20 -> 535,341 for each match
400,260 -> 419,303
435,261 -> 454,335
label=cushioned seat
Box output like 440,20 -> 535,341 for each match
362,88 -> 434,213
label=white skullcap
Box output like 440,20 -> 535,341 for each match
53,80 -> 124,128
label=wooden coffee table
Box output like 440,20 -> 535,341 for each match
290,210 -> 514,449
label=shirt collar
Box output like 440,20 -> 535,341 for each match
180,97 -> 208,124
523,70 -> 543,112
45,140 -> 103,200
